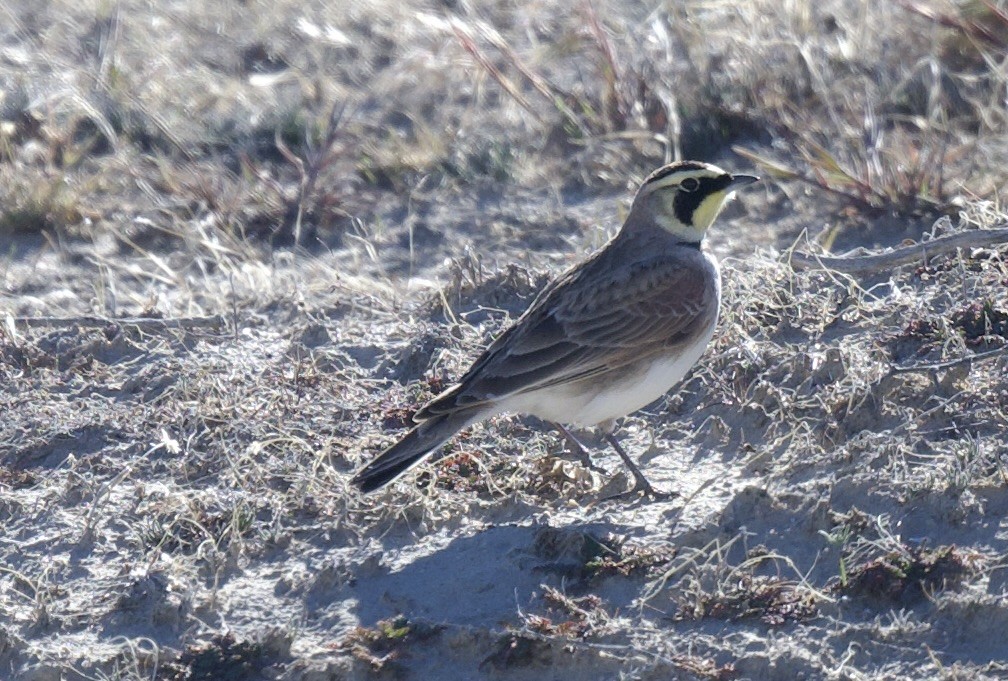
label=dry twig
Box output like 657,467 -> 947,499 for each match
9,315 -> 227,330
891,345 -> 1008,374
788,225 -> 1008,274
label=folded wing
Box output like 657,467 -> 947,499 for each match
415,254 -> 713,420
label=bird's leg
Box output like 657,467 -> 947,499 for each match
601,431 -> 677,501
551,422 -> 605,472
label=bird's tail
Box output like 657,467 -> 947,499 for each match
352,409 -> 482,493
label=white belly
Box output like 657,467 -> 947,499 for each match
502,323 -> 715,427
577,341 -> 709,425
496,252 -> 720,428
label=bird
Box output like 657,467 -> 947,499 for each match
352,160 -> 759,498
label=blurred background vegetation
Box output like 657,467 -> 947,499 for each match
2,1 -> 1005,290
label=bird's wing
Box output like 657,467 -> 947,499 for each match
415,254 -> 715,419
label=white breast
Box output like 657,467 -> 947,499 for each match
567,324 -> 714,426
500,253 -> 720,427
502,318 -> 716,427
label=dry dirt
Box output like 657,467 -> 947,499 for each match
2,1 -> 1008,680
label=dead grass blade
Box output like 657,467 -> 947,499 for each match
897,0 -> 1008,50
273,100 -> 353,246
734,137 -> 952,216
450,20 -> 542,123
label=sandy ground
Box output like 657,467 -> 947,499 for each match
2,1 -> 1008,679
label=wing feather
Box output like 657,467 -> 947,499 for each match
415,251 -> 715,419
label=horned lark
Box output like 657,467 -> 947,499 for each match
353,161 -> 758,497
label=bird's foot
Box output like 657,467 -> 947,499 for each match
599,474 -> 679,503
598,431 -> 676,502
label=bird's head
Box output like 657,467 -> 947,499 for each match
628,161 -> 759,244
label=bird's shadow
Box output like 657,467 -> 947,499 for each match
341,522 -> 635,628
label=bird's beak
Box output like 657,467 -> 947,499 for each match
728,174 -> 760,188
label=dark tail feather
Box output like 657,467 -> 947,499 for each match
352,410 -> 481,493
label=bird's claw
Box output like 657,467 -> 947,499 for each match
599,477 -> 679,503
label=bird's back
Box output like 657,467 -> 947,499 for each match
417,228 -> 720,426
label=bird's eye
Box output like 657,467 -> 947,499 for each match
679,178 -> 699,192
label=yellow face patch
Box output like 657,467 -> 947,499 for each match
633,162 -> 748,243
690,189 -> 732,233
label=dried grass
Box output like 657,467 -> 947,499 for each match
2,1 -> 1008,679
